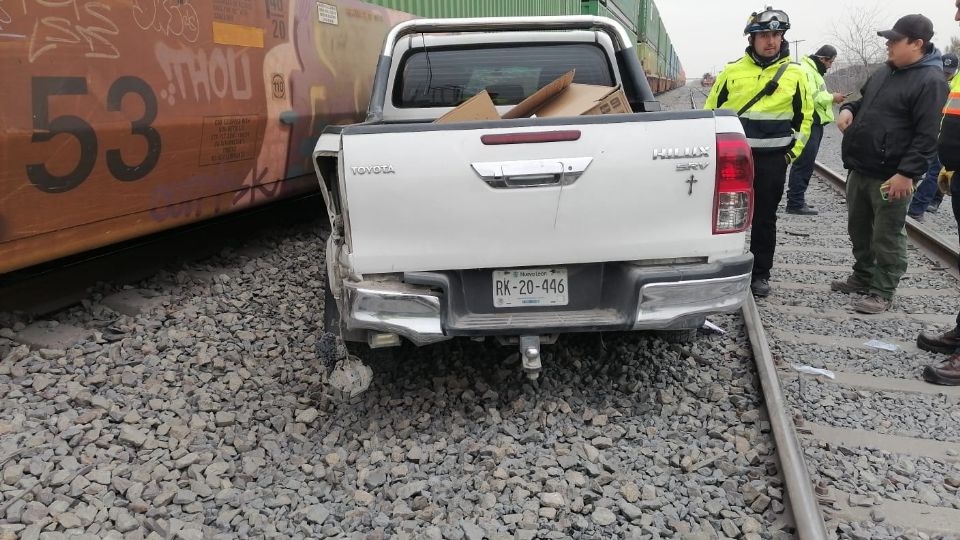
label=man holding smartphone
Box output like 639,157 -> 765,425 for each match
832,14 -> 949,314
785,45 -> 846,216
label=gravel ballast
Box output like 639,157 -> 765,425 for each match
0,215 -> 792,538
5,83 -> 960,539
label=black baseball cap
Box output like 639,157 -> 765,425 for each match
877,14 -> 934,43
944,53 -> 959,75
814,45 -> 838,59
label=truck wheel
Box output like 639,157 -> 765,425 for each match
654,328 -> 698,344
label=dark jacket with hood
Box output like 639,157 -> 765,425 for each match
840,49 -> 949,179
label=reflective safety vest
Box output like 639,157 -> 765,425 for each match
946,75 -> 960,117
941,75 -> 960,172
800,56 -> 835,125
704,53 -> 814,161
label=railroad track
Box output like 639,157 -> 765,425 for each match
735,163 -> 960,539
744,162 -> 960,538
657,83 -> 960,537
742,295 -> 829,539
688,87 -> 710,109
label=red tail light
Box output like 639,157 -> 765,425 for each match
713,133 -> 754,234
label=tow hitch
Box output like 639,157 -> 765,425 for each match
520,335 -> 542,380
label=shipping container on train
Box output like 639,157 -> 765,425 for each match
0,0 -> 683,274
344,0 -> 686,91
0,0 -> 416,274
636,0 -> 684,92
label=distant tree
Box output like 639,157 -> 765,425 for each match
825,64 -> 874,96
830,6 -> 887,66
947,36 -> 960,56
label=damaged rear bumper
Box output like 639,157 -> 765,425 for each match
341,254 -> 753,345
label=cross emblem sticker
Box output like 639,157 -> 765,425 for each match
686,175 -> 698,196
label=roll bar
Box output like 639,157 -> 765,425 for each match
381,16 -> 635,56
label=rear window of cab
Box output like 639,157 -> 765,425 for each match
394,43 -> 615,108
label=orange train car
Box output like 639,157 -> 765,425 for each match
0,1 -> 687,275
0,0 -> 414,274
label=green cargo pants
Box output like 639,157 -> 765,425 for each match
846,170 -> 910,300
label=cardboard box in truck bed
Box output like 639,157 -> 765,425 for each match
436,70 -> 630,124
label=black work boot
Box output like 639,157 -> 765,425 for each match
751,278 -> 771,297
922,355 -> 960,386
917,326 -> 960,354
785,204 -> 818,215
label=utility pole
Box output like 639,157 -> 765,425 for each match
792,39 -> 807,62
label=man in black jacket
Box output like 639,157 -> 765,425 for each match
831,14 -> 949,314
916,0 -> 960,385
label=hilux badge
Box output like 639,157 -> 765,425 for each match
653,147 -> 710,160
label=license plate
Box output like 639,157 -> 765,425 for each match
493,267 -> 568,308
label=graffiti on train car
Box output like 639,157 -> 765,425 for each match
24,1 -> 122,63
132,0 -> 202,43
0,4 -> 11,31
0,0 -> 414,272
148,165 -> 279,223
154,44 -> 255,103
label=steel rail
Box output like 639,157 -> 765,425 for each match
682,91 -> 828,537
813,161 -> 960,268
741,294 -> 830,540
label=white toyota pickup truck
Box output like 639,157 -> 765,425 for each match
313,16 -> 754,392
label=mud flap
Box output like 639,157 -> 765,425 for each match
316,330 -> 343,374
320,284 -> 373,398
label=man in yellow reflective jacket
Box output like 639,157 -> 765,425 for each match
786,45 -> 846,215
705,7 -> 814,297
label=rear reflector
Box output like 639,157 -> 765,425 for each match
481,130 -> 581,145
713,133 -> 754,234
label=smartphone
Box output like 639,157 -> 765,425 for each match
879,183 -> 915,201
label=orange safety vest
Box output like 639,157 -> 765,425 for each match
946,75 -> 960,116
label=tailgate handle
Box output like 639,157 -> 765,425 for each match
471,157 -> 593,189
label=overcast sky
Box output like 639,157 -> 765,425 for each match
657,1 -> 960,77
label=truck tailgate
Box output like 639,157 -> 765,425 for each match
340,115 -> 733,274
